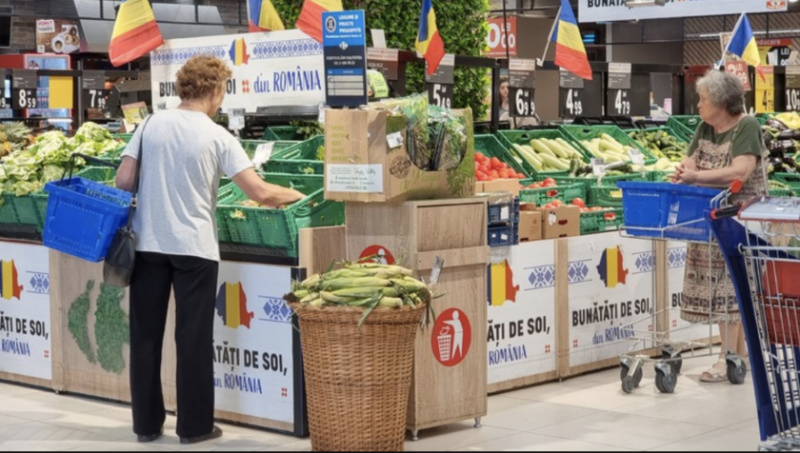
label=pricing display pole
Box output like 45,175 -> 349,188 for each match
559,68 -> 602,119
426,54 -> 455,109
11,69 -> 38,110
82,70 -> 109,112
367,48 -> 400,81
785,66 -> 800,112
508,58 -> 536,117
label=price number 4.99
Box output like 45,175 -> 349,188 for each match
565,89 -> 583,116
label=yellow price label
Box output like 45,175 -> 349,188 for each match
755,66 -> 775,114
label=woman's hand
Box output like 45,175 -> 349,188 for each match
672,164 -> 699,185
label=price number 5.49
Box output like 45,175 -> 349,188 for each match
429,83 -> 452,109
614,90 -> 631,116
786,89 -> 800,112
565,89 -> 583,116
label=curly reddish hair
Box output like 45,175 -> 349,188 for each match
175,55 -> 232,100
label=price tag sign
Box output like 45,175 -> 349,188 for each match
608,89 -> 631,116
755,65 -> 775,114
426,54 -> 455,109
252,142 -> 275,167
82,70 -> 109,110
429,256 -> 444,286
608,63 -> 632,90
367,48 -> 400,81
785,66 -> 800,111
725,61 -> 751,91
386,131 -> 403,149
12,69 -> 37,110
627,148 -> 645,166
591,158 -> 606,176
228,108 -> 245,131
561,88 -> 584,118
509,58 -> 536,117
559,73 -> 601,119
559,68 -> 585,89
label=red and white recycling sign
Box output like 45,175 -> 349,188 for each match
359,245 -> 395,265
431,308 -> 472,367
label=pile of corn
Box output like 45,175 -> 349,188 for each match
287,262 -> 431,326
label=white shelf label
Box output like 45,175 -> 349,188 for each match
326,164 -> 384,193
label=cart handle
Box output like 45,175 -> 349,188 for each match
711,204 -> 742,220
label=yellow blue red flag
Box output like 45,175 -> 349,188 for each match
550,0 -> 592,80
108,0 -> 164,67
247,0 -> 285,33
415,0 -> 445,76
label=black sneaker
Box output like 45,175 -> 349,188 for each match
137,427 -> 164,443
180,425 -> 223,445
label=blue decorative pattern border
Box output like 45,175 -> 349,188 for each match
27,271 -> 49,295
668,247 -> 688,269
568,260 -> 592,284
260,296 -> 292,324
633,251 -> 655,274
526,265 -> 556,289
251,39 -> 322,59
151,46 -> 228,66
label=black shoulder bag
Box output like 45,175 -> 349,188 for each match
104,117 -> 151,288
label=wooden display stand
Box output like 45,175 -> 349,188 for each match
345,198 -> 490,440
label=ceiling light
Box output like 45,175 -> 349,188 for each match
626,0 -> 667,7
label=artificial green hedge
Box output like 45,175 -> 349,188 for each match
272,0 -> 490,120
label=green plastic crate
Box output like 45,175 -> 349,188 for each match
262,126 -> 306,141
112,133 -> 133,144
495,129 -> 588,178
519,183 -> 585,206
587,185 -> 623,208
475,134 -> 532,179
240,140 -> 298,160
769,188 -> 795,197
580,208 -> 624,235
646,171 -> 675,182
559,125 -> 657,165
217,173 -> 344,256
666,116 -> 702,142
265,136 -> 325,175
624,127 -> 689,161
550,173 -> 646,193
771,173 -> 800,192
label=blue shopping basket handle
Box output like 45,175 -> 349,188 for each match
58,153 -> 120,185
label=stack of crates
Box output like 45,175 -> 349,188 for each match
487,197 -> 520,247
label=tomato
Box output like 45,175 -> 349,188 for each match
543,203 -> 554,209
481,163 -> 491,173
474,162 -> 480,172
571,197 -> 586,208
551,200 -> 563,207
516,173 -> 526,179
543,178 -> 556,186
475,152 -> 485,161
489,157 -> 502,169
604,213 -> 617,221
490,170 -> 500,179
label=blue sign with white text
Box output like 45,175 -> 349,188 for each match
322,10 -> 368,108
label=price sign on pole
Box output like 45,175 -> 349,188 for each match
426,54 -> 455,109
725,61 -> 751,91
508,58 -> 536,117
606,63 -> 632,117
11,69 -> 37,110
367,48 -> 400,81
559,69 -> 601,119
785,66 -> 800,112
82,70 -> 109,110
755,65 -> 775,113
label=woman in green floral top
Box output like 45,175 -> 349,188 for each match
671,70 -> 768,383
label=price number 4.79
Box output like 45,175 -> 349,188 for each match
614,90 -> 631,116
787,89 -> 800,112
566,89 -> 583,116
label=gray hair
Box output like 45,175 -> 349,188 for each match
696,70 -> 746,116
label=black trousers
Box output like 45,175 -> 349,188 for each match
129,251 -> 219,438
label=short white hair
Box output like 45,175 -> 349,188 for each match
696,70 -> 746,116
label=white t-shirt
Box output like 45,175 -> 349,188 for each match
122,109 -> 253,261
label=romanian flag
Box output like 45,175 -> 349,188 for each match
108,0 -> 164,67
487,260 -> 520,307
596,246 -> 629,289
229,38 -> 250,66
415,0 -> 445,76
215,282 -> 255,329
247,0 -> 285,33
0,260 -> 22,300
296,0 -> 343,43
728,13 -> 761,70
550,0 -> 592,80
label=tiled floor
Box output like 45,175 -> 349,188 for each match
0,350 -> 766,451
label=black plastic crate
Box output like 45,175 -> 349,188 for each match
488,198 -> 520,225
488,223 -> 519,247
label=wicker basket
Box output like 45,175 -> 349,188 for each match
293,303 -> 425,451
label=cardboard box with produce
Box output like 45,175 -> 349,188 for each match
323,95 -> 475,204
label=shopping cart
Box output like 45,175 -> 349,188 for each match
616,181 -> 748,394
710,196 -> 800,450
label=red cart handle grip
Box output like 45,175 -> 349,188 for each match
711,204 -> 742,220
730,180 -> 743,194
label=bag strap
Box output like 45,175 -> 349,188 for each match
125,115 -> 153,229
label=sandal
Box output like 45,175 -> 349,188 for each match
700,361 -> 728,383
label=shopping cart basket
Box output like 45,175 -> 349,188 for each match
42,154 -> 131,262
709,196 -> 800,451
615,181 -> 747,394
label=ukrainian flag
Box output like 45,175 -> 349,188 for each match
415,0 -> 445,76
248,0 -> 284,33
728,13 -> 761,69
108,0 -> 164,67
550,0 -> 592,80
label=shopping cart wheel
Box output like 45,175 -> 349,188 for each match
661,347 -> 683,374
621,376 -> 635,394
619,363 -> 643,390
654,362 -> 677,394
726,355 -> 747,385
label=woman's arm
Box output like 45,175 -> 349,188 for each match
672,154 -> 757,188
232,168 -> 305,208
115,156 -> 137,192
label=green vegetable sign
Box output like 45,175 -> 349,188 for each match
67,280 -> 129,374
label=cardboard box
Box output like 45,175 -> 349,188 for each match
539,205 -> 580,239
323,108 -> 475,204
475,179 -> 522,197
519,210 -> 542,242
